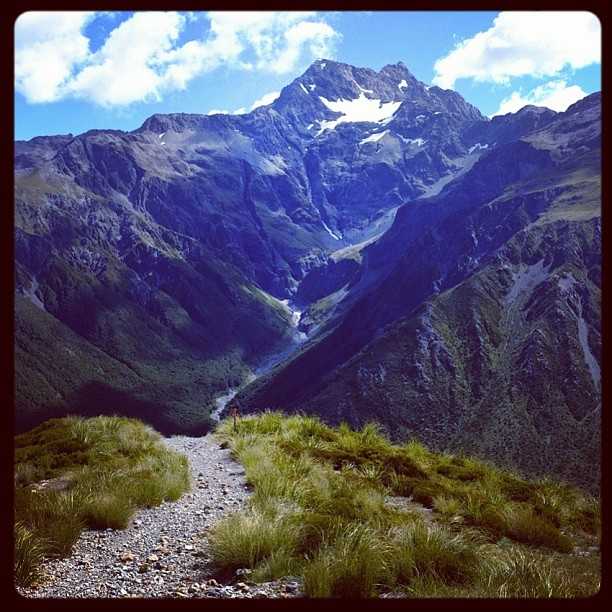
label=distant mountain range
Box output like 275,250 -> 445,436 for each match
14,60 -> 600,489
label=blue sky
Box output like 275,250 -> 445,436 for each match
14,11 -> 601,141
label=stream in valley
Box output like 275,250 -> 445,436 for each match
210,301 -> 307,422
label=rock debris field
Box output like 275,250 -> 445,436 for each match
18,434 -> 303,599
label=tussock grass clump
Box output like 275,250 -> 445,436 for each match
82,493 -> 134,530
14,523 -> 46,587
503,506 -> 573,553
209,504 -> 303,571
482,549 -> 600,598
14,488 -> 85,556
389,522 -> 483,586
433,495 -> 462,519
14,416 -> 190,586
303,523 -> 390,597
211,411 -> 599,598
567,497 -> 600,536
14,462 -> 44,487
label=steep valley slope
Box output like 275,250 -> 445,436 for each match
235,91 -> 602,491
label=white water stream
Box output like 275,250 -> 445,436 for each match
210,301 -> 307,422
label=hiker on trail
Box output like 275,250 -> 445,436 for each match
229,402 -> 241,431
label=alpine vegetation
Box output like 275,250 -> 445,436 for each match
210,413 -> 599,598
14,416 -> 190,586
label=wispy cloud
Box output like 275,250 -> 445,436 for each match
492,80 -> 588,116
15,11 -> 340,107
432,12 -> 600,89
249,90 -> 280,110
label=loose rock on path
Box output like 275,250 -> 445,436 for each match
18,434 -> 303,599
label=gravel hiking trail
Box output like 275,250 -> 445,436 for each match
18,434 -> 302,599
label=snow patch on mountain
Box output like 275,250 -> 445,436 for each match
317,93 -> 402,134
505,259 -> 551,305
398,79 -> 408,90
356,82 -> 374,95
360,130 -> 389,145
300,83 -> 309,94
468,142 -> 489,154
321,219 -> 343,240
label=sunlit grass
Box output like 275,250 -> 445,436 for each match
210,411 -> 600,598
14,415 -> 190,587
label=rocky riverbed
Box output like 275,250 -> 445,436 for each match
18,434 -> 303,599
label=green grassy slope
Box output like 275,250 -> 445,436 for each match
14,416 -> 189,586
14,293 -> 249,435
210,413 -> 600,598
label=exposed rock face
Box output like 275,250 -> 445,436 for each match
14,60 -> 601,489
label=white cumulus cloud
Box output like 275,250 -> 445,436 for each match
66,12 -> 186,106
14,11 -> 339,107
204,12 -> 339,74
492,80 -> 588,116
432,11 -> 601,89
15,11 -> 97,102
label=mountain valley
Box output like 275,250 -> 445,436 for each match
14,59 -> 601,490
